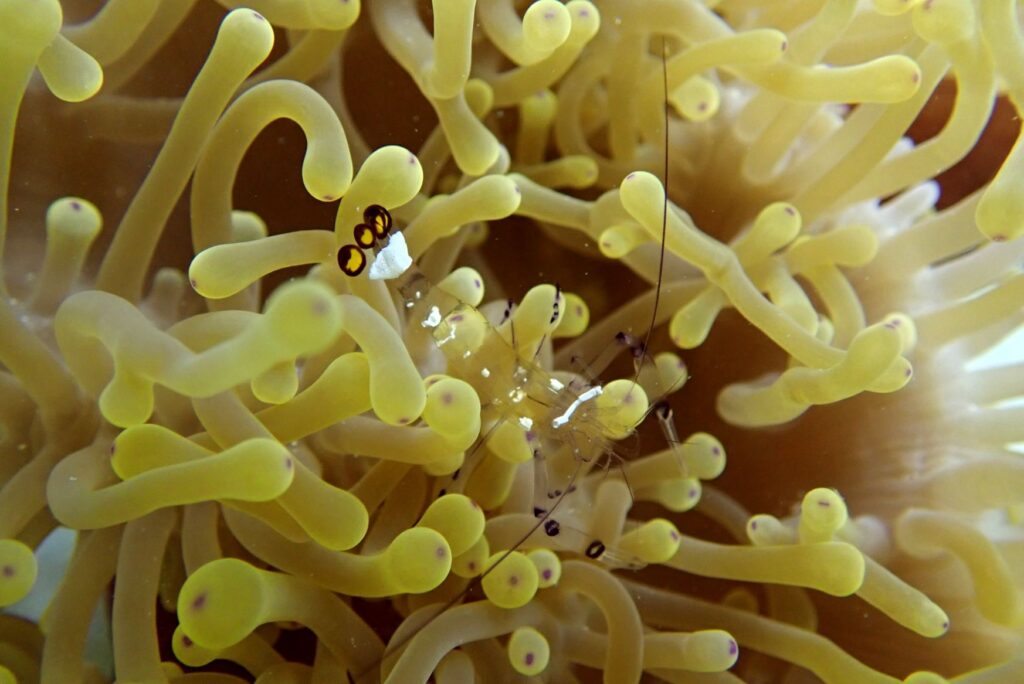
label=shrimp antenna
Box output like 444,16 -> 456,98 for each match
632,34 -> 671,389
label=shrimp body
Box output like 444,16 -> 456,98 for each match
399,268 -> 666,571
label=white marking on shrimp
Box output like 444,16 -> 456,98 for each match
421,305 -> 442,328
368,231 -> 412,280
551,386 -> 603,429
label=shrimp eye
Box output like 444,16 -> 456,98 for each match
337,245 -> 366,276
353,223 -> 376,248
364,204 -> 392,239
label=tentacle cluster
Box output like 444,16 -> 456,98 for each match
0,0 -> 1021,683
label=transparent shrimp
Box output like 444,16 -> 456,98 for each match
398,270 -> 680,551
346,255 -> 697,674
349,37 -> 690,681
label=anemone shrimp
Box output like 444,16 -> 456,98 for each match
319,43 -> 731,680
326,197 -> 731,682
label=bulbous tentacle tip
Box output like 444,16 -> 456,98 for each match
565,0 -> 601,45
177,558 -> 265,651
482,550 -> 539,609
0,540 -> 37,607
418,492 -> 486,557
508,626 -> 550,676
38,34 -> 104,103
171,625 -> 218,667
387,528 -> 452,594
263,281 -> 343,354
976,185 -> 1024,243
218,7 -> 276,60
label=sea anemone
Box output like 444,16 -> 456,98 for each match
0,0 -> 1021,682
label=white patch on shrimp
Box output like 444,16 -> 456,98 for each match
552,386 -> 603,429
368,231 -> 412,280
421,305 -> 442,328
